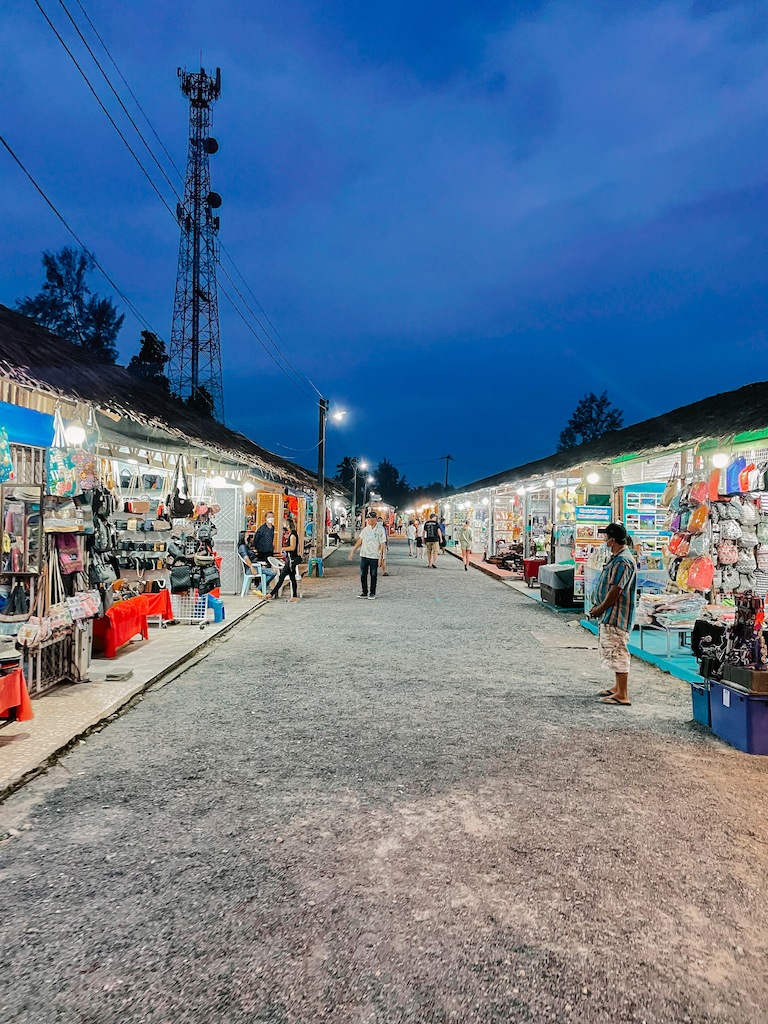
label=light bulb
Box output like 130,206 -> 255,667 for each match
481,498 -> 489,505
64,421 -> 86,446
212,475 -> 226,487
545,478 -> 555,487
712,453 -> 729,469
587,472 -> 600,484
243,481 -> 255,493
516,487 -> 525,496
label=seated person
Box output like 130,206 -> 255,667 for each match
238,531 -> 276,589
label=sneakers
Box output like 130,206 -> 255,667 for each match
368,595 -> 376,600
358,593 -> 368,599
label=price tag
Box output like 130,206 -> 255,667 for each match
723,689 -> 730,708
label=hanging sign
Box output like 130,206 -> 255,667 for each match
575,505 -> 611,522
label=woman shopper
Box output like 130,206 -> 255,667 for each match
416,519 -> 425,559
406,520 -> 416,556
458,519 -> 473,571
268,515 -> 300,602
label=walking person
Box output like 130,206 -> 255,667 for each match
348,511 -> 385,600
267,515 -> 300,602
587,522 -> 637,706
416,519 -> 425,559
458,519 -> 473,570
438,516 -> 447,555
423,513 -> 441,568
406,520 -> 416,556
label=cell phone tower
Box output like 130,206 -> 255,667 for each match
168,66 -> 224,422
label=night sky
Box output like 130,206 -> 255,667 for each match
3,0 -> 768,487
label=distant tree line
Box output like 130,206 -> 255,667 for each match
335,455 -> 455,508
15,246 -> 215,418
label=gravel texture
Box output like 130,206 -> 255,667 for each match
1,540 -> 768,1024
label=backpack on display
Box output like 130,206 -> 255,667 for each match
688,556 -> 714,592
717,540 -> 738,565
688,533 -> 709,557
721,566 -> 739,591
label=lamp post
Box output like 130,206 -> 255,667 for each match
315,403 -> 346,559
351,458 -> 367,541
363,475 -> 374,512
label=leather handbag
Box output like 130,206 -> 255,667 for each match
167,457 -> 195,519
170,563 -> 192,593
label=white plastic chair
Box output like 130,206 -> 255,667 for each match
268,556 -> 303,599
238,552 -> 266,597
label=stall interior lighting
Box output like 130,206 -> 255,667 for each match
211,475 -> 226,487
243,481 -> 255,493
516,487 -> 525,495
587,472 -> 600,484
712,453 -> 729,468
64,420 -> 86,446
545,478 -> 555,487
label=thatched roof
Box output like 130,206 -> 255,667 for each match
0,304 -> 317,490
457,379 -> 768,493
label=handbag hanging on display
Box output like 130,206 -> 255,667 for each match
0,582 -> 30,636
167,457 -> 195,519
170,563 -> 193,593
47,407 -> 81,498
57,534 -> 84,574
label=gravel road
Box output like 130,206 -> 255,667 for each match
1,539 -> 767,1024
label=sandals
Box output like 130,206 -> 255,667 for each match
600,695 -> 631,706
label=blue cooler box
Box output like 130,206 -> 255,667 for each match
690,680 -> 710,727
709,682 -> 768,755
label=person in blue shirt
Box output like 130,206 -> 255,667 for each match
587,522 -> 637,706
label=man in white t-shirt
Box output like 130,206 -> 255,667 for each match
348,512 -> 386,599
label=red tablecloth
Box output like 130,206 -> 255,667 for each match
93,596 -> 149,658
523,557 -> 547,582
0,667 -> 33,721
140,589 -> 173,620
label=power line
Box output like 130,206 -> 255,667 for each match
0,134 -> 157,334
31,0 -> 177,222
40,0 -> 324,403
71,0 -> 184,184
56,0 -> 181,203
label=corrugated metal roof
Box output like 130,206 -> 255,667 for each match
0,304 -> 318,490
456,379 -> 768,492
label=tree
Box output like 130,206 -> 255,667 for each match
128,331 -> 170,392
557,391 -> 624,451
15,246 -> 123,363
408,482 -> 455,505
335,456 -> 356,493
374,459 -> 410,507
185,384 -> 215,418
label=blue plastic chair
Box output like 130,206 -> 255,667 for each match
308,557 -> 323,578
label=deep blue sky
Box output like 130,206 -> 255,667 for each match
3,0 -> 768,487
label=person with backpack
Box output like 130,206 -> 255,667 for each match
423,513 -> 441,568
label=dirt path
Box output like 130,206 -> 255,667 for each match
1,540 -> 767,1023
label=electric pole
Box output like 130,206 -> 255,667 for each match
314,398 -> 329,560
442,454 -> 454,490
168,66 -> 224,422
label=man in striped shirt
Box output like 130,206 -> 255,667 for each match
588,522 -> 637,706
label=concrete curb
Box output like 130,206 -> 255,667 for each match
0,598 -> 266,804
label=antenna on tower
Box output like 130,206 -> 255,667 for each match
167,65 -> 224,422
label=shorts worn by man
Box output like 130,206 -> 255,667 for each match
588,522 -> 637,707
423,515 -> 441,567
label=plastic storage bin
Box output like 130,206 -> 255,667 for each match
709,681 -> 768,755
690,680 -> 710,727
